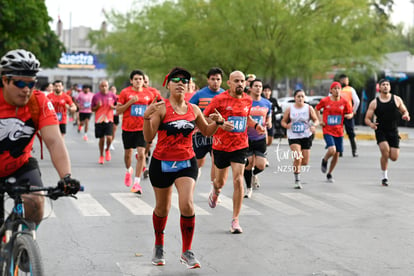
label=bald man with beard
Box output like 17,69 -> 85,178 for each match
203,70 -> 265,234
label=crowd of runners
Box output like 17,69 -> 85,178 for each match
1,49 -> 411,270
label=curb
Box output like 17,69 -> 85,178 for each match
314,131 -> 409,140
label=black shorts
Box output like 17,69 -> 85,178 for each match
288,137 -> 313,150
122,130 -> 146,149
213,148 -> 248,169
247,138 -> 267,158
59,123 -> 66,134
375,129 -> 400,148
79,113 -> 92,122
149,157 -> 198,188
95,122 -> 114,138
192,132 -> 213,159
0,158 -> 43,187
113,115 -> 119,125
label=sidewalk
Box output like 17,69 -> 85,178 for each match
314,126 -> 413,140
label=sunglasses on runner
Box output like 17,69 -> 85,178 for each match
10,79 -> 36,89
170,77 -> 189,84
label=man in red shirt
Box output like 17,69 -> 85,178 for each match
47,80 -> 77,138
316,82 -> 353,182
0,49 -> 80,227
116,70 -> 156,194
204,70 -> 265,234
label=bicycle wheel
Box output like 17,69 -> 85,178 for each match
11,234 -> 44,275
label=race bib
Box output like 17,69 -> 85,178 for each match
130,104 -> 146,117
228,116 -> 247,133
327,115 -> 341,126
252,115 -> 263,126
83,102 -> 91,108
291,122 -> 306,133
56,112 -> 63,122
161,160 -> 191,173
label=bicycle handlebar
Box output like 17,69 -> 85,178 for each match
0,177 -> 84,200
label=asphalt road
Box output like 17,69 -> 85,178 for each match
31,122 -> 414,276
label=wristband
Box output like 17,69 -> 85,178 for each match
254,123 -> 258,129
215,120 -> 224,125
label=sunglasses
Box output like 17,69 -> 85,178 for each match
10,79 -> 36,89
170,77 -> 189,84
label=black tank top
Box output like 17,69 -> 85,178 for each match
374,95 -> 400,131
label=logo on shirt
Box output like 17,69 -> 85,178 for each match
163,120 -> 195,137
47,102 -> 55,111
226,106 -> 232,110
0,118 -> 36,158
244,106 -> 249,113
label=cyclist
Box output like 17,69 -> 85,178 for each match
0,49 -> 80,227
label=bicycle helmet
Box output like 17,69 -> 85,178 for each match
0,49 -> 40,77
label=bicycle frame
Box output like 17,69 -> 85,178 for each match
0,178 -> 82,275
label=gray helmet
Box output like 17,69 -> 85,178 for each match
0,49 -> 40,76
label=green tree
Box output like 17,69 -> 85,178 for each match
0,0 -> 65,68
90,0 -> 399,89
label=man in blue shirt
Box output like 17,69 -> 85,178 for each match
189,67 -> 225,184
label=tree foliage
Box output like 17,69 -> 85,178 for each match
90,0 -> 399,89
0,0 -> 65,68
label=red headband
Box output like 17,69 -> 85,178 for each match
162,74 -> 169,87
330,82 -> 341,90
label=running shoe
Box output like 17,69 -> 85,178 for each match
77,125 -> 82,133
83,134 -> 88,141
265,159 -> 270,167
208,188 -> 219,208
230,219 -> 243,234
105,150 -> 111,161
321,159 -> 328,173
143,168 -> 150,179
382,178 -> 389,187
244,188 -> 253,198
124,168 -> 133,187
151,245 -> 165,266
252,175 -> 260,189
98,156 -> 104,164
294,180 -> 302,189
180,250 -> 200,269
131,179 -> 143,194
327,173 -> 335,183
352,151 -> 359,157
